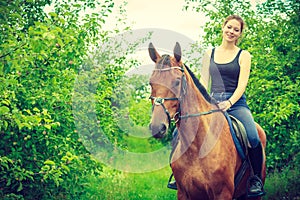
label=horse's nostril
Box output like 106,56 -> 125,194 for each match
151,123 -> 167,138
160,124 -> 167,133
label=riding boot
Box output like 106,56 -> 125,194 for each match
247,142 -> 265,197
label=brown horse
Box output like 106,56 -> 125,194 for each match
148,42 -> 266,200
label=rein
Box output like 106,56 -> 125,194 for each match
177,109 -> 222,120
150,65 -> 222,126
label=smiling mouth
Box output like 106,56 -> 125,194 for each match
226,34 -> 234,39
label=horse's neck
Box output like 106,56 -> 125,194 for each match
177,80 -> 214,155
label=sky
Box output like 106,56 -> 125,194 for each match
45,0 -> 264,41
99,0 -> 263,73
109,0 -> 263,40
110,0 -> 205,40
44,0 -> 264,65
100,0 -> 210,66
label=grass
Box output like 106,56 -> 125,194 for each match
81,134 -> 299,199
82,166 -> 177,200
81,163 -> 300,200
81,133 -> 176,200
83,168 -> 300,200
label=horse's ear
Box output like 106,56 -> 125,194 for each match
174,42 -> 181,62
148,42 -> 160,63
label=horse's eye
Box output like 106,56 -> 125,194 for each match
173,79 -> 181,87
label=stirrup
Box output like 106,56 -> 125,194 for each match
167,173 -> 177,190
247,191 -> 266,198
247,175 -> 266,198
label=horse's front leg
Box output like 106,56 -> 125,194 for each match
215,189 -> 233,200
177,187 -> 189,200
214,179 -> 234,200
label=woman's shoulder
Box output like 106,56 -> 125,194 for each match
239,49 -> 251,66
240,49 -> 251,58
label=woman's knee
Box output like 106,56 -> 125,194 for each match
242,118 -> 260,147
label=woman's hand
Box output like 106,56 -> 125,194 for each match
217,100 -> 232,111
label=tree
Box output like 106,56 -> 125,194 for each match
0,0 -> 127,199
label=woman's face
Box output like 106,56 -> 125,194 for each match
222,19 -> 242,43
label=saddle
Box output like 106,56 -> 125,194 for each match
223,112 -> 249,161
229,115 -> 249,157
224,112 -> 252,189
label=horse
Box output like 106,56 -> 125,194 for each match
148,42 -> 266,200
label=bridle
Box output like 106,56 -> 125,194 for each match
149,66 -> 184,127
149,65 -> 222,127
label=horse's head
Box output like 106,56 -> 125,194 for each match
148,42 -> 186,138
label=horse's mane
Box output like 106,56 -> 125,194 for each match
156,54 -> 216,104
184,64 -> 217,104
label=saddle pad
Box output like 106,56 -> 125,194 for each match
229,115 -> 249,157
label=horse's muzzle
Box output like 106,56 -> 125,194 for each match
149,123 -> 167,138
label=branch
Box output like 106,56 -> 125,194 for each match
0,43 -> 26,59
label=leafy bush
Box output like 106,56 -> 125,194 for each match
0,0 -> 125,199
263,152 -> 300,199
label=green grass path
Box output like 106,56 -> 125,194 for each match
84,166 -> 177,200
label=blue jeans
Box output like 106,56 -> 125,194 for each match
211,92 -> 260,148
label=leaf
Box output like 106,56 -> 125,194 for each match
44,124 -> 51,130
44,160 -> 55,165
42,32 -> 55,40
17,182 -> 23,192
6,178 -> 11,186
73,4 -> 81,8
48,12 -> 57,18
0,106 -> 10,115
61,164 -> 70,173
1,99 -> 11,106
33,107 -> 40,112
2,121 -> 8,130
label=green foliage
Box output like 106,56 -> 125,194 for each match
0,0 -> 127,199
120,74 -> 152,126
246,0 -> 300,172
0,0 -> 51,32
263,152 -> 300,199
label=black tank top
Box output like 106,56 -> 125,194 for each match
209,48 -> 243,93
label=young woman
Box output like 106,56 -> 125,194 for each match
200,14 -> 265,197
